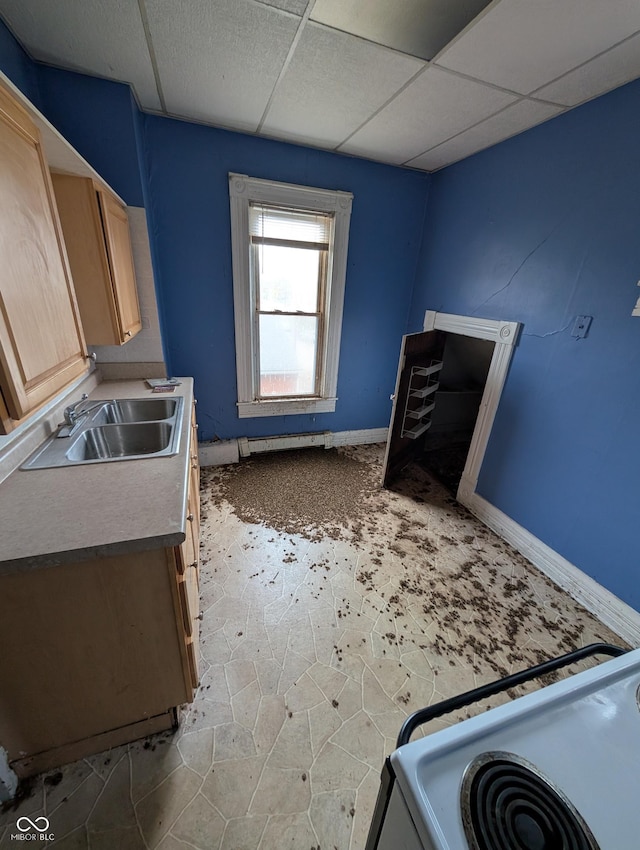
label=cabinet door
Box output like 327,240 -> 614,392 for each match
0,84 -> 87,422
97,190 -> 142,342
51,173 -> 121,345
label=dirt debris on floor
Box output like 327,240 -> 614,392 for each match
207,446 -> 381,541
202,444 -> 626,688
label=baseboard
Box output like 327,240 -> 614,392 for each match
329,427 -> 389,447
199,439 -> 240,467
461,491 -> 640,647
238,431 -> 332,457
199,428 -> 389,466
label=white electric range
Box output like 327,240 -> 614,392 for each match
366,644 -> 640,850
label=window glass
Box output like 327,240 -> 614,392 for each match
256,244 -> 320,314
258,314 -> 318,397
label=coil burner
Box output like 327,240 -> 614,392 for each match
461,752 -> 600,850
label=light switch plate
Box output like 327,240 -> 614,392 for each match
571,315 -> 592,339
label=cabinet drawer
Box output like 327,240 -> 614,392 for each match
176,516 -> 198,576
186,567 -> 200,689
186,627 -> 199,690
177,565 -> 199,638
189,407 -> 200,514
187,498 -> 199,564
177,579 -> 191,636
190,458 -> 200,517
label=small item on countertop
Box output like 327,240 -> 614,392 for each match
151,385 -> 176,393
146,377 -> 182,388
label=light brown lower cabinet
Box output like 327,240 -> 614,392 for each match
0,539 -> 200,778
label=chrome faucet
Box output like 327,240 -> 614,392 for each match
58,393 -> 102,438
63,393 -> 89,427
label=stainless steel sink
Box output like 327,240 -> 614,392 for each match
100,398 -> 178,424
66,422 -> 174,461
21,396 -> 184,469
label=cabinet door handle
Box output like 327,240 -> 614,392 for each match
190,561 -> 198,569
125,330 -> 132,337
195,612 -> 203,621
187,513 -> 194,522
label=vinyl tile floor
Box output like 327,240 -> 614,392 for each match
0,446 -> 626,850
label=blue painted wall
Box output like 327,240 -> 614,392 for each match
140,113 -> 430,441
37,66 -> 145,207
0,18 -> 39,107
409,80 -> 640,610
0,20 -> 144,206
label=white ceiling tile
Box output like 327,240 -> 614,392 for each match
145,0 -> 299,131
436,0 -> 640,95
534,33 -> 640,106
310,0 -> 490,61
407,99 -> 564,171
0,0 -> 161,109
261,23 -> 424,148
339,66 -> 516,165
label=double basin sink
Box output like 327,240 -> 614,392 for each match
22,397 -> 184,469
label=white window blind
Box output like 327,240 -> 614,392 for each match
249,204 -> 332,247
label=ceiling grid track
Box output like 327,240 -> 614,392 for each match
256,0 -> 317,134
137,0 -> 167,114
400,100 -> 559,168
334,62 -> 431,152
528,26 -> 640,99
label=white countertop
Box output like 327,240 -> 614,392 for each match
0,378 -> 194,574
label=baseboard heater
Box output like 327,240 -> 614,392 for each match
238,431 -> 332,458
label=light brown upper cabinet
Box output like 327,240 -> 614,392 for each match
51,173 -> 142,345
0,82 -> 87,432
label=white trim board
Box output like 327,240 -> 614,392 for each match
463,490 -> 640,647
199,427 -> 388,466
229,173 -> 353,419
422,310 -> 520,506
421,310 -> 639,646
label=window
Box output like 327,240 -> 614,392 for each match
229,174 -> 353,418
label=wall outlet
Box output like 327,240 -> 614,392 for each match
571,315 -> 592,339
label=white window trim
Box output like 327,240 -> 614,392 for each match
229,173 -> 353,418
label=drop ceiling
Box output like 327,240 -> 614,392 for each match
1,0 -> 639,172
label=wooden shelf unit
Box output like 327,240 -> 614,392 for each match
400,361 -> 443,440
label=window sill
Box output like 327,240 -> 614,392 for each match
237,397 -> 337,418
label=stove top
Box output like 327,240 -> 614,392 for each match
391,648 -> 640,850
461,752 -> 599,850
